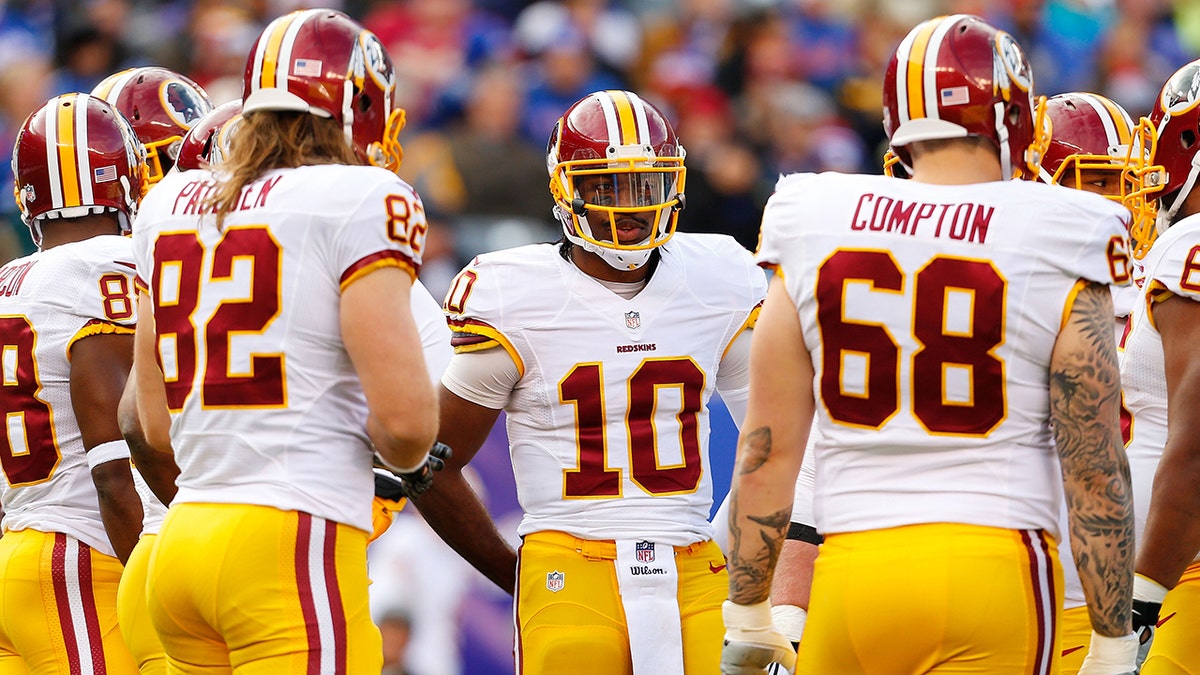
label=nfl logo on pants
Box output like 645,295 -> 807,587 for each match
546,571 -> 565,593
636,541 -> 655,563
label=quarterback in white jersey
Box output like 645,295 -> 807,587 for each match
1124,58 -> 1200,673
0,93 -> 146,674
722,15 -> 1138,675
414,90 -> 766,675
131,10 -> 437,673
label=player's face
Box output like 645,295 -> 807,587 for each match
1061,167 -> 1125,198
575,172 -> 670,245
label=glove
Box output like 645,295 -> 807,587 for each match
721,600 -> 797,675
373,441 -> 452,501
1132,573 -> 1168,668
1076,631 -> 1138,675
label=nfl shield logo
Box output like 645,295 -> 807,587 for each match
625,311 -> 641,329
546,570 -> 565,593
635,541 -> 655,563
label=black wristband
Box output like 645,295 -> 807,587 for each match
786,522 -> 824,545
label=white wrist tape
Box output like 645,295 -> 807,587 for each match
86,439 -> 131,469
770,604 -> 808,643
1082,631 -> 1138,671
377,451 -> 429,475
723,600 -> 774,632
1134,573 -> 1169,603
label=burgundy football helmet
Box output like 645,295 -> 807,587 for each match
175,100 -> 243,172
546,89 -> 686,270
242,8 -> 405,173
1148,59 -> 1200,235
91,67 -> 213,184
1041,92 -> 1164,258
11,93 -> 147,247
882,14 -> 1049,180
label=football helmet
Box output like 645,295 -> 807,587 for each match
547,89 -> 686,271
242,8 -> 406,173
1041,92 -> 1165,258
11,93 -> 147,247
91,67 -> 213,184
882,14 -> 1049,180
175,100 -> 243,172
1149,59 -> 1200,235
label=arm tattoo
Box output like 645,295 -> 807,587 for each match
738,427 -> 772,475
728,425 -> 791,604
1050,281 -> 1135,636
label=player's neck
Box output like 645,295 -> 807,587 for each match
1176,187 -> 1200,221
910,146 -> 1004,184
39,215 -> 122,250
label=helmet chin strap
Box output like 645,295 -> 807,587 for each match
994,102 -> 1014,180
1157,150 -> 1200,233
574,235 -> 653,270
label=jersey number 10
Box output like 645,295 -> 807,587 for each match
560,358 -> 705,498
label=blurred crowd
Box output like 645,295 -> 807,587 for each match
1,0 -> 1196,295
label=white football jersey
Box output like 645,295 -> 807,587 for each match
444,234 -> 767,545
758,173 -> 1130,538
0,236 -> 138,557
1121,214 -> 1200,554
132,165 -> 427,533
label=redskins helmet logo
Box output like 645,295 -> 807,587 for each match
993,32 -> 1033,95
1161,62 -> 1200,115
161,81 -> 210,128
353,31 -> 395,92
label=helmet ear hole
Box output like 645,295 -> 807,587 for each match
1007,104 -> 1021,126
1182,129 -> 1196,150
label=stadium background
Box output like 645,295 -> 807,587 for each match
0,0 -> 1193,672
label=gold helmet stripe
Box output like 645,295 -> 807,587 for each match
904,18 -> 942,122
607,90 -> 640,146
73,93 -> 95,205
91,68 -> 136,102
1096,94 -> 1133,144
55,95 -> 82,208
257,11 -> 304,90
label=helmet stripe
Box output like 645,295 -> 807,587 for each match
258,11 -> 304,89
1077,94 -> 1120,148
609,90 -> 639,146
74,94 -> 94,206
627,91 -> 652,146
904,18 -> 942,122
55,96 -> 82,208
92,68 -> 136,102
1095,94 -> 1133,144
594,92 -> 622,148
922,17 -> 960,121
44,99 -> 64,210
275,9 -> 320,88
893,26 -> 917,124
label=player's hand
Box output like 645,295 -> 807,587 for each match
373,468 -> 408,504
1076,632 -> 1138,675
374,441 -> 452,500
721,601 -> 797,675
1131,573 -> 1168,668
